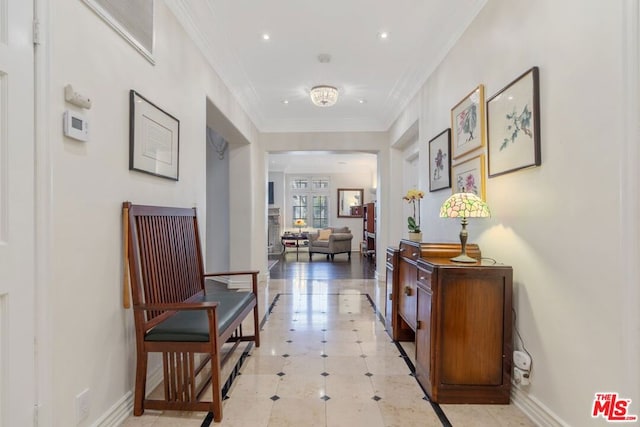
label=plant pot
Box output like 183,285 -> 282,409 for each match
408,232 -> 422,242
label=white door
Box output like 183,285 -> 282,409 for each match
0,0 -> 36,425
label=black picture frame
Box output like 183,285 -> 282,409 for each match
129,90 -> 180,181
428,128 -> 451,192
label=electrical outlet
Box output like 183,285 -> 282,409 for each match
76,388 -> 90,422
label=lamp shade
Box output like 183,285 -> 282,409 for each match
439,193 -> 490,263
310,85 -> 338,107
440,193 -> 490,219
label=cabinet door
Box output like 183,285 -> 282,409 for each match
439,271 -> 505,386
385,264 -> 394,333
416,286 -> 433,393
398,259 -> 417,329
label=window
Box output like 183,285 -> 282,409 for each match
289,176 -> 330,228
312,195 -> 329,228
292,195 -> 307,222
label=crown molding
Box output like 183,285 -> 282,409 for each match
165,1 -> 266,129
381,0 -> 488,130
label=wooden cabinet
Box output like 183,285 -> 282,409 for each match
415,257 -> 513,404
362,202 -> 376,259
416,279 -> 433,389
384,248 -> 399,334
393,240 -> 422,340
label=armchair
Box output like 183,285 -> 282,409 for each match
308,227 -> 353,261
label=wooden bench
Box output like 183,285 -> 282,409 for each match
123,202 -> 260,422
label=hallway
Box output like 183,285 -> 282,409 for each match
122,256 -> 533,426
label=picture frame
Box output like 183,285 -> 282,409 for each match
428,128 -> 451,192
129,90 -> 180,181
452,154 -> 486,200
487,67 -> 541,177
451,84 -> 485,159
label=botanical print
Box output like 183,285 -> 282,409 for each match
452,154 -> 485,200
451,85 -> 484,159
456,103 -> 478,144
456,171 -> 478,195
433,148 -> 447,181
501,104 -> 532,150
429,128 -> 451,192
487,67 -> 540,177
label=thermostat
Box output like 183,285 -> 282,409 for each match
63,110 -> 89,142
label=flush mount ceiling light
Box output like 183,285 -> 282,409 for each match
310,85 -> 338,107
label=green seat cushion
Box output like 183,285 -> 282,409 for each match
145,291 -> 255,342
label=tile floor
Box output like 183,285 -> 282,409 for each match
122,275 -> 534,426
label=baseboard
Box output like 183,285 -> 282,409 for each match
92,365 -> 163,427
92,392 -> 132,427
227,278 -> 252,290
511,386 -> 570,427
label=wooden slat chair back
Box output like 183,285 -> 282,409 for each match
123,202 -> 260,422
130,207 -> 204,326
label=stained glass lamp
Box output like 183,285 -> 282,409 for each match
439,193 -> 491,263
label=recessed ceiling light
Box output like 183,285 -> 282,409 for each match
282,99 -> 289,104
262,33 -> 270,40
359,99 -> 366,104
378,31 -> 389,40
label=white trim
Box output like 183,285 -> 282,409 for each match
91,392 -> 132,427
226,278 -> 252,291
511,386 -> 570,427
620,0 -> 640,401
34,0 -> 53,425
81,0 -> 155,65
92,365 -> 163,427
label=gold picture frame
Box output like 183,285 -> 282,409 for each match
450,84 -> 485,159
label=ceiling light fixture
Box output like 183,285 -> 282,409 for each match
310,85 -> 338,107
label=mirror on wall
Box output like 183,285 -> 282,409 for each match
337,188 -> 364,218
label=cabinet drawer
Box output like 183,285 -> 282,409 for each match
417,258 -> 434,292
417,270 -> 432,292
399,241 -> 421,262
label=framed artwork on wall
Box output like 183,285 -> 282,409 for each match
129,90 -> 180,181
451,84 -> 485,159
428,128 -> 451,192
487,66 -> 541,177
452,154 -> 486,200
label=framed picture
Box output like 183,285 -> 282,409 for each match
452,154 -> 486,200
487,67 -> 541,177
129,90 -> 180,181
428,128 -> 451,192
451,84 -> 485,159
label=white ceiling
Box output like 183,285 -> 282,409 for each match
168,0 -> 487,133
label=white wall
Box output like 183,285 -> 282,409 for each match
48,1 -> 259,425
388,0 -> 639,425
206,126 -> 230,272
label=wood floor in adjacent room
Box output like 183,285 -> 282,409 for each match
122,252 -> 534,426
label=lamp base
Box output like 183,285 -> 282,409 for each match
450,254 -> 478,263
